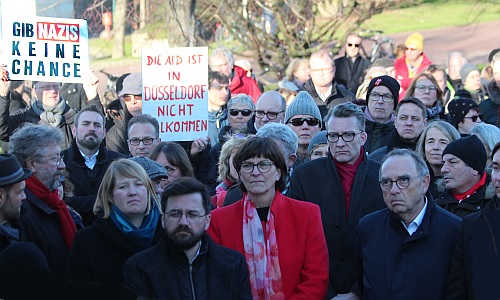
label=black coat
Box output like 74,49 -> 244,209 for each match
363,116 -> 394,154
355,200 -> 461,299
289,154 -> 385,297
303,79 -> 356,120
0,94 -> 102,150
368,129 -> 418,163
334,55 -> 371,94
123,235 -> 252,300
479,80 -> 500,127
445,207 -> 500,300
65,217 -> 164,287
62,140 -> 126,226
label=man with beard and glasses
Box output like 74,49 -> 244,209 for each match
9,124 -> 81,274
62,105 -> 126,226
124,177 -> 252,299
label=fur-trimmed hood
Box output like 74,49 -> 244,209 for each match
435,176 -> 495,200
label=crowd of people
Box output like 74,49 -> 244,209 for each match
0,30 -> 499,299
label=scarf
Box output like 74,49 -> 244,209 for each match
242,194 -> 284,300
109,202 -> 159,249
453,172 -> 487,203
25,176 -> 77,248
215,179 -> 235,208
334,150 -> 364,217
386,129 -> 418,152
426,105 -> 443,119
0,223 -> 19,242
363,107 -> 394,124
31,97 -> 67,127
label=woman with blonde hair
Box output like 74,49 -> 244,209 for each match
66,159 -> 163,286
279,58 -> 310,91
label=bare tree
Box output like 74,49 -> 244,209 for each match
112,0 -> 127,58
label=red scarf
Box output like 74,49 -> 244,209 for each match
334,150 -> 364,217
25,176 -> 77,248
453,172 -> 487,202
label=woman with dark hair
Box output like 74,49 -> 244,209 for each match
406,73 -> 445,120
208,137 -> 328,299
66,159 -> 163,286
149,142 -> 194,186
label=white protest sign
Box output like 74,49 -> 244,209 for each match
0,0 -> 37,57
1,16 -> 90,83
142,47 -> 208,142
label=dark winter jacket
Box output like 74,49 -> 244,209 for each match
65,217 -> 164,287
123,235 -> 252,300
303,79 -> 356,119
355,199 -> 461,299
0,95 -> 101,150
363,107 -> 395,154
289,153 -> 385,297
445,207 -> 500,300
479,80 -> 500,127
334,55 -> 371,94
368,129 -> 418,163
61,83 -> 104,113
435,177 -> 495,219
62,140 -> 126,226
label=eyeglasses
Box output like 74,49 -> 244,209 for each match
326,131 -> 362,143
128,137 -> 156,146
463,115 -> 482,123
165,210 -> 208,224
240,161 -> 274,174
35,84 -> 61,91
369,92 -> 394,102
379,175 -> 421,191
35,154 -> 64,166
229,109 -> 253,117
310,68 -> 334,74
288,117 -> 320,127
347,43 -> 360,48
211,62 -> 229,69
415,85 -> 437,92
124,95 -> 142,102
254,110 -> 284,120
164,166 -> 177,176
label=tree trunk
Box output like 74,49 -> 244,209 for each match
166,0 -> 196,47
112,0 -> 126,58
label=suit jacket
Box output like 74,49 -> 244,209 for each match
289,154 -> 385,297
123,235 -> 252,300
208,192 -> 329,299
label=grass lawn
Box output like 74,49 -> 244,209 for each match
361,0 -> 500,34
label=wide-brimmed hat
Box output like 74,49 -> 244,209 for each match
0,154 -> 32,188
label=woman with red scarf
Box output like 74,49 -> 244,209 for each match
208,137 -> 328,299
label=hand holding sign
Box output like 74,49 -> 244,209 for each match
82,69 -> 99,101
190,136 -> 210,156
0,65 -> 11,97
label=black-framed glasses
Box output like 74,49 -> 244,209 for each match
240,161 -> 273,174
288,117 -> 320,127
379,175 -> 422,191
463,115 -> 482,123
415,85 -> 437,92
164,166 -> 177,176
128,137 -> 156,146
254,110 -> 284,120
326,131 -> 362,143
347,43 -> 360,48
165,210 -> 208,224
229,109 -> 253,117
369,92 -> 394,102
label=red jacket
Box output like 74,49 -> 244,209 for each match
229,66 -> 262,103
394,53 -> 432,100
208,192 -> 329,300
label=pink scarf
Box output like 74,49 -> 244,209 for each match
242,194 -> 284,300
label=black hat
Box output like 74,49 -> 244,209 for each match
0,154 -> 31,188
442,135 -> 487,174
366,75 -> 400,109
447,97 -> 479,127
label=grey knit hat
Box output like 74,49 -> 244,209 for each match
285,91 -> 322,126
460,63 -> 478,84
129,156 -> 168,180
307,130 -> 328,154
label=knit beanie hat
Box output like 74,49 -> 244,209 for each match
129,156 -> 168,180
442,135 -> 487,174
285,91 -> 322,126
405,33 -> 424,51
366,75 -> 400,109
447,97 -> 479,127
460,63 -> 478,84
308,130 -> 328,154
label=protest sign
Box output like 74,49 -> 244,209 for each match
142,47 -> 208,142
1,16 -> 90,83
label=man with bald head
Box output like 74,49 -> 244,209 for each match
247,91 -> 286,134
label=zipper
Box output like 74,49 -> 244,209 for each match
189,264 -> 196,300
